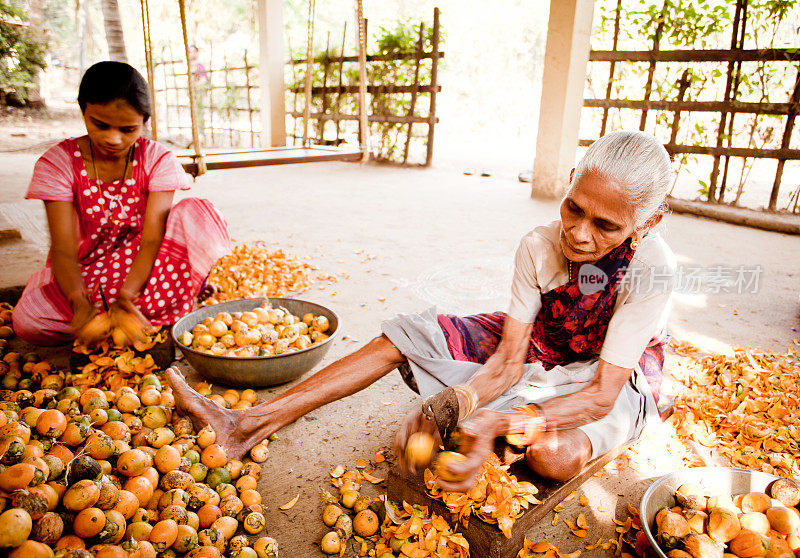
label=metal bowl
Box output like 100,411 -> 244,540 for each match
640,466 -> 784,557
171,297 -> 340,387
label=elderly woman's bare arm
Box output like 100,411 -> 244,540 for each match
460,316 -> 533,412
537,359 -> 632,430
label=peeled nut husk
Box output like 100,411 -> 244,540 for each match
676,483 -> 708,512
658,511 -> 691,549
770,478 -> 800,507
334,513 -> 353,540
254,536 -> 279,558
707,508 -> 741,543
250,444 -> 269,463
682,533 -> 724,558
728,529 -> 770,558
684,510 -> 708,535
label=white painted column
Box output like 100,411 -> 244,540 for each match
257,0 -> 287,147
532,0 -> 595,198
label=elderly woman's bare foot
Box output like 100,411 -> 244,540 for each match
166,367 -> 252,460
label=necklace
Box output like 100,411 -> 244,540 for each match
88,140 -> 133,219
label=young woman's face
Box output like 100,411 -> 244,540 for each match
559,171 -> 637,263
83,100 -> 145,158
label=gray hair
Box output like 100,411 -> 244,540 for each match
570,130 -> 672,229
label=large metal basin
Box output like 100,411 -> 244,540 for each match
171,297 -> 340,387
640,467 -> 784,557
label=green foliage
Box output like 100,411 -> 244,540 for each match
0,0 -> 47,103
288,17 -> 441,164
590,0 -> 800,205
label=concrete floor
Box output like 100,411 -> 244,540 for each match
1,155 -> 798,556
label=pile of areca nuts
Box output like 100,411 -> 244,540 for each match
0,301 -> 279,558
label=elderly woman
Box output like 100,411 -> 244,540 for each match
168,130 -> 675,489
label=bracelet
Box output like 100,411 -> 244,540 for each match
452,384 -> 479,420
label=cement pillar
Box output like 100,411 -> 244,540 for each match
532,0 -> 595,199
257,0 -> 287,147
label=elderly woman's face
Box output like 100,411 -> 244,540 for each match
559,171 -> 637,263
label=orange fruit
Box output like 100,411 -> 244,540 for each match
235,475 -> 257,492
113,489 -> 140,519
0,462 -> 39,492
35,409 -> 67,438
154,445 -> 181,473
30,483 -> 59,511
139,540 -> 158,558
197,504 -> 222,528
63,479 -> 101,512
139,387 -> 161,407
47,443 -> 74,464
84,432 -> 116,460
201,444 -> 227,469
159,391 -> 175,407
80,388 -> 107,408
141,466 -> 160,488
73,507 -> 106,538
150,519 -> 179,552
59,422 -> 87,447
54,534 -> 85,550
196,426 -> 216,448
240,489 -> 262,507
117,449 -> 150,477
9,540 -> 54,558
124,476 -> 155,508
101,421 -> 130,441
95,547 -> 128,558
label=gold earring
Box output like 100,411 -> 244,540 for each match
630,238 -> 639,250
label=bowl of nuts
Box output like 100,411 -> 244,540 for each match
171,297 -> 340,387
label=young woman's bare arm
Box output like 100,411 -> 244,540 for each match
44,200 -> 96,331
119,190 -> 174,301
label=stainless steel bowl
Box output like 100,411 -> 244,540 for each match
640,466 -> 784,557
171,297 -> 340,387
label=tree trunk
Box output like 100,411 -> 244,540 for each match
101,0 -> 128,62
28,0 -> 46,106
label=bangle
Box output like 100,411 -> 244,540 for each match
452,384 -> 479,420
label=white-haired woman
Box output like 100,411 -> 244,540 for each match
167,130 -> 676,490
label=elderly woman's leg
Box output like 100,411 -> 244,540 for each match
525,430 -> 593,482
168,334 -> 406,459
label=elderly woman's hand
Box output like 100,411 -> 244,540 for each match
393,406 -> 439,475
434,408 -> 502,492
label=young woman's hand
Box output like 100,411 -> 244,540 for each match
109,292 -> 151,343
71,295 -> 98,338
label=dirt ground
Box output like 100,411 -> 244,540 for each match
1,119 -> 799,556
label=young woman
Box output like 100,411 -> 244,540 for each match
14,61 -> 230,346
